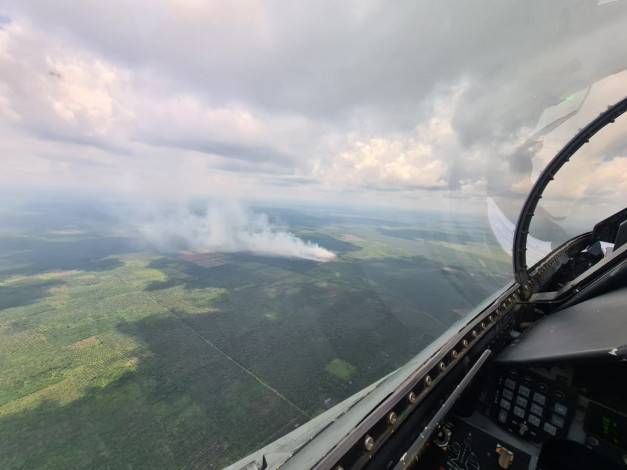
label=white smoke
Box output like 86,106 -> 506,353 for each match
136,202 -> 336,262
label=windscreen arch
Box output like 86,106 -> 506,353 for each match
512,95 -> 627,286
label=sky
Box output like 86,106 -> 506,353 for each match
2,1 -> 627,214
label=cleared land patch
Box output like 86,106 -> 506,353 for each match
340,233 -> 364,242
68,335 -> 98,350
178,252 -> 227,268
325,358 -> 357,382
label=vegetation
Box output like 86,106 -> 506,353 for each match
0,205 -> 510,469
325,359 -> 357,382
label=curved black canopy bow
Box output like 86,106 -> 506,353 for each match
513,96 -> 627,287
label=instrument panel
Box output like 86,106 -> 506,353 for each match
437,418 -> 533,470
427,362 -> 627,470
490,368 -> 576,442
584,400 -> 627,466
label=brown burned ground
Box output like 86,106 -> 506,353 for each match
178,252 -> 227,268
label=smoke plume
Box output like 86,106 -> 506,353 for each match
136,202 -> 336,262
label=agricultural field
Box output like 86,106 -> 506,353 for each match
0,201 -> 511,469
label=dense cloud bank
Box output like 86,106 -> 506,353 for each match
2,1 -> 627,213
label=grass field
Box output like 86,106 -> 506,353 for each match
0,203 -> 510,469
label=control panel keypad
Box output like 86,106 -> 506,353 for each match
491,369 -> 575,442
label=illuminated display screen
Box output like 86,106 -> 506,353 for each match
586,401 -> 627,449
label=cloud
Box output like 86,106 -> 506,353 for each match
136,202 -> 336,262
2,1 -> 627,213
0,19 -> 310,169
313,94 -> 457,190
8,1 -> 626,124
0,20 -> 136,154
